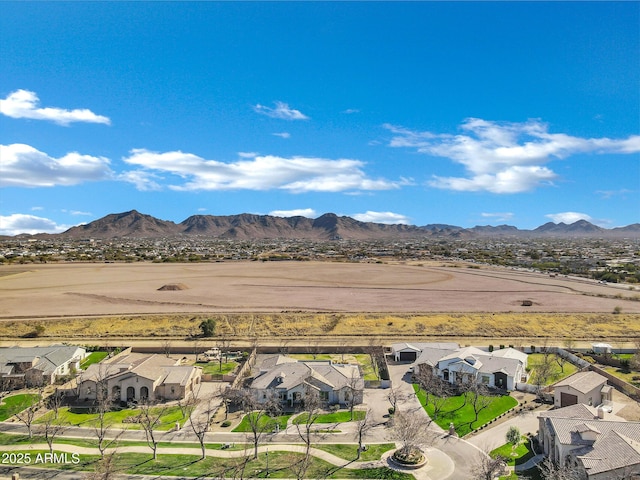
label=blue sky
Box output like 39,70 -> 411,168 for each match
1,1 -> 638,235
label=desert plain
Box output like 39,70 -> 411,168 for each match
1,261 -> 639,345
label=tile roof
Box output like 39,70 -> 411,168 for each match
554,371 -> 607,394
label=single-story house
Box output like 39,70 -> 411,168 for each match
538,404 -> 640,479
0,345 -> 87,389
413,345 -> 528,391
78,353 -> 201,403
390,342 -> 459,362
250,356 -> 364,408
553,371 -> 611,408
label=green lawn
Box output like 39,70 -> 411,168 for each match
601,366 -> 640,387
0,393 -> 40,421
195,360 -> 238,375
293,410 -> 366,424
527,353 -> 578,385
314,443 -> 396,462
414,384 -> 518,437
36,405 -> 187,430
491,437 -> 535,467
288,354 -> 380,381
232,412 -> 291,432
80,351 -> 109,369
21,450 -> 412,479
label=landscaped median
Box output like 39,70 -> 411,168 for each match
0,439 -> 408,479
413,384 -> 518,437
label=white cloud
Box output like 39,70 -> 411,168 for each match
596,188 -> 634,199
351,211 -> 411,224
0,144 -> 113,187
343,109 -> 360,114
31,206 -> 44,211
385,118 -> 640,193
545,212 -> 594,224
122,149 -> 404,193
272,132 -> 291,139
63,210 -> 92,216
0,89 -> 111,126
0,214 -> 72,236
119,170 -> 162,191
269,208 -> 317,218
481,212 -> 514,222
254,101 -> 309,120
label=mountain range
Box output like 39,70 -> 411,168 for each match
24,210 -> 640,240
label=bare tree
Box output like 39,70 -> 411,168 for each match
15,386 -> 42,438
84,451 -> 120,480
234,388 -> 280,460
42,393 -> 68,453
345,368 -> 363,421
180,386 -> 220,460
471,452 -> 506,480
91,366 -> 124,458
414,367 -> 451,421
137,400 -> 167,460
537,456 -> 582,480
162,339 -> 172,358
390,409 -> 433,458
354,409 -> 374,460
386,386 -> 405,415
293,384 -> 323,480
464,383 -> 494,424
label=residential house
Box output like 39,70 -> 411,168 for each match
0,345 -> 87,389
250,356 -> 364,408
412,345 -> 528,391
553,371 -> 611,408
538,404 -> 640,479
390,342 -> 459,362
77,352 -> 201,403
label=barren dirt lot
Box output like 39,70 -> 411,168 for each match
0,261 -> 638,319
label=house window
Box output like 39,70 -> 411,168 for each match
320,391 -> 329,401
481,375 -> 490,384
171,387 -> 175,394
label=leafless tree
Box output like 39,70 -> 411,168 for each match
345,369 -> 363,421
534,350 -> 556,396
294,384 -> 323,480
90,366 -> 124,458
463,382 -> 494,424
390,409 -> 433,457
180,385 -> 220,460
42,393 -> 68,453
353,409 -> 374,460
414,367 -> 451,421
388,386 -> 408,417
137,400 -> 167,460
83,451 -> 120,480
471,452 -> 507,480
15,386 -> 42,438
162,339 -> 172,358
537,456 -> 583,480
234,388 -> 280,460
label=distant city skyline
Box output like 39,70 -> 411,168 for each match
1,2 -> 638,236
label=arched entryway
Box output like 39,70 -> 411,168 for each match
140,386 -> 149,401
126,386 -> 135,401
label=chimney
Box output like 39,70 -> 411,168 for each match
597,406 -> 605,419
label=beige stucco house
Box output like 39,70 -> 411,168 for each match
553,371 -> 611,408
78,352 -> 201,403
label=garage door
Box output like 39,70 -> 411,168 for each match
399,351 -> 417,362
560,392 -> 578,407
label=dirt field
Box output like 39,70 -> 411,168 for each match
1,261 -> 638,319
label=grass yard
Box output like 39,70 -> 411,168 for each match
314,443 -> 396,462
293,410 -> 366,425
29,450 -> 413,479
195,360 -> 238,375
232,413 -> 291,433
527,353 -> 578,385
601,366 -> 640,387
491,437 -> 535,467
80,351 -> 109,369
413,384 -> 518,437
0,393 -> 40,421
35,405 -> 187,430
288,353 -> 379,381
